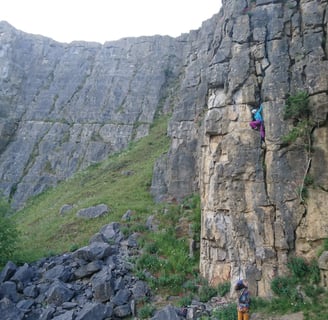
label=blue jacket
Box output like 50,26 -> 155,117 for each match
254,104 -> 263,122
238,288 -> 251,307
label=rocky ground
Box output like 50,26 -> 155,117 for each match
0,221 -> 304,320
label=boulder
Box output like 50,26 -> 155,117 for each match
76,204 -> 109,219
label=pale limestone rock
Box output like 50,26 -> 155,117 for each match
199,0 -> 328,298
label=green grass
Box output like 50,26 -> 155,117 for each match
12,115 -> 171,262
133,197 -> 202,296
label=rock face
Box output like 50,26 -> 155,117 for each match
197,0 -> 328,297
0,21 -> 184,209
0,0 -> 328,297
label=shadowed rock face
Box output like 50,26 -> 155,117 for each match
0,0 -> 327,297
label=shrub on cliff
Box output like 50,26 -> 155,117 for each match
282,91 -> 312,145
282,91 -> 314,202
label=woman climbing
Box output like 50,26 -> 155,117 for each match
249,104 -> 265,147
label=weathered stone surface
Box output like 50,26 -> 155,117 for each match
45,280 -> 74,306
74,260 -> 103,279
318,251 -> 328,271
91,269 -> 114,303
75,302 -> 111,320
52,310 -> 75,320
98,222 -> 123,243
151,305 -> 181,320
73,242 -> 112,261
11,263 -> 34,286
0,261 -> 17,283
318,251 -> 328,287
0,281 -> 19,302
59,204 -> 74,216
44,265 -> 72,283
76,204 -> 109,219
0,297 -> 23,320
113,304 -> 131,318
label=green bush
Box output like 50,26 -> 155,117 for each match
212,303 -> 237,320
156,273 -> 185,290
284,91 -> 310,121
138,303 -> 155,319
267,296 -> 301,314
178,294 -> 193,307
308,260 -> 321,284
0,197 -> 19,265
271,276 -> 297,298
317,238 -> 328,257
282,121 -> 309,145
182,278 -> 199,293
144,241 -> 159,254
217,281 -> 231,297
250,296 -> 268,310
288,256 -> 309,279
304,284 -> 324,298
135,253 -> 163,273
304,174 -> 314,186
199,283 -> 217,302
181,194 -> 201,242
282,91 -> 312,145
287,256 -> 320,284
282,91 -> 314,202
323,238 -> 328,251
69,244 -> 79,252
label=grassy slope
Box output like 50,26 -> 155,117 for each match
13,115 -> 171,262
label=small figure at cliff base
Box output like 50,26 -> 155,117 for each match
249,104 -> 265,147
235,279 -> 251,320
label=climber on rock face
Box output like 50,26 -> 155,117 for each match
249,104 -> 265,146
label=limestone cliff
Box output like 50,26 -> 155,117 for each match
153,0 -> 328,296
0,0 -> 327,297
197,0 -> 328,296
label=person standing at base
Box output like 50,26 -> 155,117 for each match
235,279 -> 251,320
